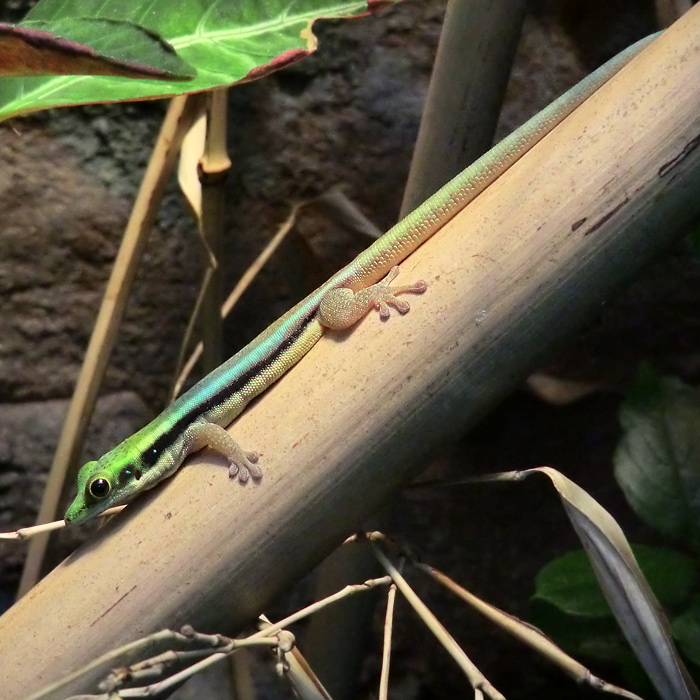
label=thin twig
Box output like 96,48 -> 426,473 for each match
170,204 -> 302,399
378,584 -> 397,700
104,575 -> 392,697
25,627 -> 206,700
1,507 -> 126,541
34,575 -> 391,699
370,543 -> 505,700
418,563 -> 645,700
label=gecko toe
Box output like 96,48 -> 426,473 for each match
228,452 -> 261,482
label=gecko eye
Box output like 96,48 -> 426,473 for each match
88,477 -> 111,499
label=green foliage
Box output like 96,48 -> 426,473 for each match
534,546 -> 697,617
533,366 -> 700,691
533,544 -> 700,693
614,365 -> 700,545
19,18 -> 196,79
0,0 -> 399,121
530,597 -> 631,662
672,595 -> 700,666
0,19 -> 195,81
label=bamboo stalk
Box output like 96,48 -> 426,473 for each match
197,88 -> 231,372
400,0 -> 527,216
4,13 -> 700,698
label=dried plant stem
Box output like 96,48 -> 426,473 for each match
418,563 -> 645,700
370,544 -> 504,700
378,584 -> 397,700
18,94 -> 203,597
170,205 -> 300,399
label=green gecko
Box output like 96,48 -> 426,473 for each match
65,34 -> 657,525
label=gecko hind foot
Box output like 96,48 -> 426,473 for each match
319,265 -> 427,330
373,266 -> 427,320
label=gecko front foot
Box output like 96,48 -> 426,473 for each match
228,450 -> 261,483
185,420 -> 262,483
319,266 -> 427,330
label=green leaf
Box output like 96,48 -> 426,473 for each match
534,546 -> 697,617
634,545 -> 697,609
672,595 -> 700,666
614,366 -> 700,541
530,595 -> 687,699
0,19 -> 194,80
534,549 -> 614,617
529,598 -> 629,661
0,0 -> 400,121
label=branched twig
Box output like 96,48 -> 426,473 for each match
369,541 -> 505,700
35,575 -> 392,700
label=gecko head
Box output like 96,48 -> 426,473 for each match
64,446 -> 145,526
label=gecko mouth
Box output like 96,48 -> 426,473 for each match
64,495 -> 113,525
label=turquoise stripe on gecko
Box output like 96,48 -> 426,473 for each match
65,33 -> 659,525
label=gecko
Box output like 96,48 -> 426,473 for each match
64,34 -> 657,525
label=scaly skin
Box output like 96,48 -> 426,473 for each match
65,34 -> 657,525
